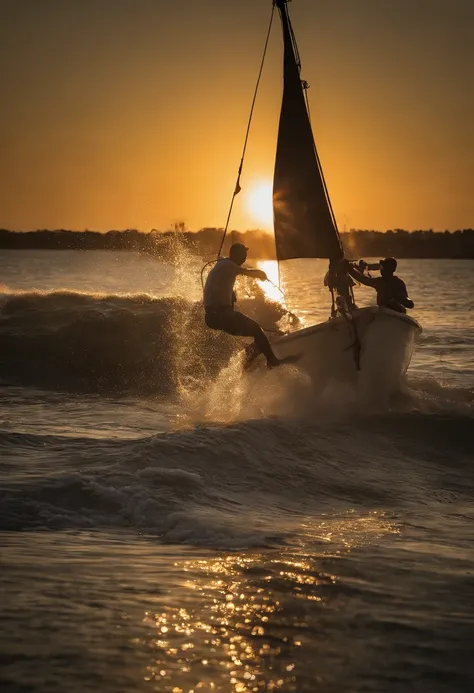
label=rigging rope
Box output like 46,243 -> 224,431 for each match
215,3 -> 275,259
200,2 -> 298,327
262,278 -> 300,328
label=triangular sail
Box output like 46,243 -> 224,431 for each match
273,0 -> 343,262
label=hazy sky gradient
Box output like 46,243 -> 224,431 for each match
1,0 -> 473,231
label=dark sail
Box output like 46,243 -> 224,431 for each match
273,0 -> 343,262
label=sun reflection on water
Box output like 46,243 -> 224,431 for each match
142,554 -> 306,692
255,260 -> 282,304
139,512 -> 398,692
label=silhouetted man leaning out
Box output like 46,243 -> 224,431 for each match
204,242 -> 299,369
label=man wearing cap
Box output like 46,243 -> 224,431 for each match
204,242 -> 298,368
348,257 -> 414,314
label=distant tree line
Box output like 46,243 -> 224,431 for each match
0,227 -> 473,259
343,228 -> 474,260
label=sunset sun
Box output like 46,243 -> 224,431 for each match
246,181 -> 273,229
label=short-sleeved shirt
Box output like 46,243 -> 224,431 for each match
371,275 -> 408,307
203,258 -> 241,309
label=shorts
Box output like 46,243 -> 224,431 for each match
204,307 -> 261,338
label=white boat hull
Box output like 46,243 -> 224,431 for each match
267,307 -> 422,401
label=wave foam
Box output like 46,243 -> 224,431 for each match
1,408 -> 473,544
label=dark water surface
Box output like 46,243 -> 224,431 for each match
1,251 -> 473,692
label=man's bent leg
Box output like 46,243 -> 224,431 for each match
222,312 -> 302,369
205,308 -> 301,369
218,311 -> 279,366
249,325 -> 279,365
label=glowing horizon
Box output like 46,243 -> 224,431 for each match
0,0 -> 472,233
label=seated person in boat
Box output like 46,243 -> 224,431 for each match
204,242 -> 296,368
348,257 -> 414,313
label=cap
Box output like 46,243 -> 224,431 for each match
380,257 -> 397,271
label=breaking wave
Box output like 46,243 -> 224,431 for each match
0,289 -> 286,395
1,288 -> 472,548
0,412 -> 472,544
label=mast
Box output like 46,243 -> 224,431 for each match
273,0 -> 344,263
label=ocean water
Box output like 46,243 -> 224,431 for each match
0,249 -> 473,693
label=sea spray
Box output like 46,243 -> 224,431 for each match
0,288 -> 286,396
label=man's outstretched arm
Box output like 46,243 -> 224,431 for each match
238,268 -> 267,281
348,265 -> 378,288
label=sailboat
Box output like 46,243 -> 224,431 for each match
252,0 -> 421,397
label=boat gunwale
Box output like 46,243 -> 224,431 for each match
273,306 -> 422,344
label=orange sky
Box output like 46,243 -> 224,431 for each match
1,0 -> 473,232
